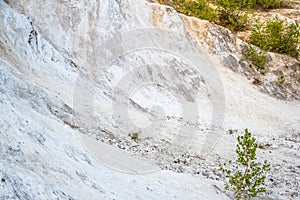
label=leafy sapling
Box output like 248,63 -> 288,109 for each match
219,129 -> 270,199
130,132 -> 139,141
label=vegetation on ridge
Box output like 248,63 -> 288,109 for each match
249,17 -> 300,58
159,0 -> 300,58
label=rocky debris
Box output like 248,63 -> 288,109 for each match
81,123 -> 300,200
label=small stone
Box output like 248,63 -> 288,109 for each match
146,186 -> 154,191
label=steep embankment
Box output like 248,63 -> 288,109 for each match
0,0 -> 299,199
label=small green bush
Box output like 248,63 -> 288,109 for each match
215,0 -> 239,8
171,0 -> 218,22
244,46 -> 267,71
131,132 -> 139,141
171,0 -> 249,32
249,17 -> 300,57
219,129 -> 270,200
278,75 -> 285,84
253,0 -> 286,9
217,6 -> 249,32
216,0 -> 285,9
215,0 -> 250,32
215,0 -> 286,32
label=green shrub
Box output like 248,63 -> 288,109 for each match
171,0 -> 218,22
254,0 -> 286,9
217,6 -> 249,32
214,0 -> 251,32
216,0 -> 242,9
244,46 -> 267,71
171,0 -> 249,32
278,75 -> 285,84
216,0 -> 285,9
219,129 -> 270,200
131,132 -> 139,141
249,17 -> 300,57
215,0 -> 286,32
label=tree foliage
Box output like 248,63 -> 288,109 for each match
219,129 -> 270,199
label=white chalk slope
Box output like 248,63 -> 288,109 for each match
0,0 -> 299,199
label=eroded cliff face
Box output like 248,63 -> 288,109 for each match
6,0 -> 300,101
0,0 -> 299,199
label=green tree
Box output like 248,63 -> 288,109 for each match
219,129 -> 270,199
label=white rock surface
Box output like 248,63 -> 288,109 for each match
0,0 -> 299,199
